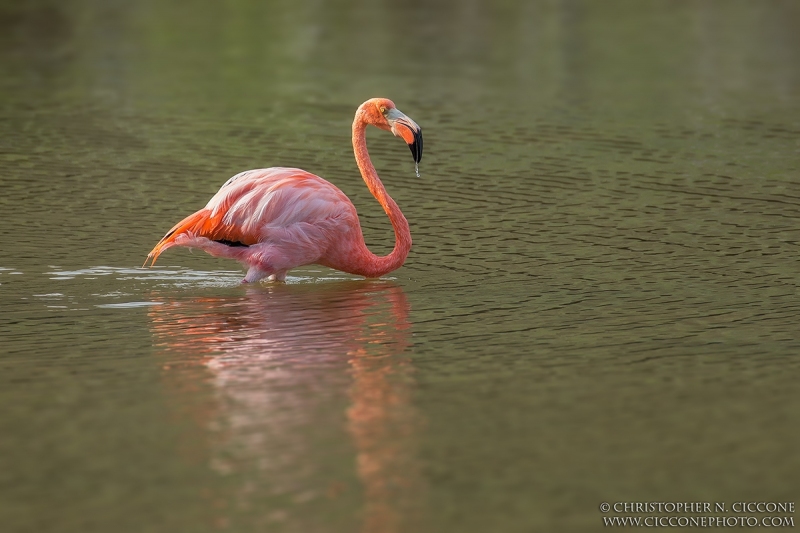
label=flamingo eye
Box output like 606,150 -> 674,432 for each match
379,105 -> 387,115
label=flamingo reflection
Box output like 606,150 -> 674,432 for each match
148,281 -> 423,532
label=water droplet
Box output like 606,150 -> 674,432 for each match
414,162 -> 420,178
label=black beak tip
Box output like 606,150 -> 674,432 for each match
407,129 -> 423,164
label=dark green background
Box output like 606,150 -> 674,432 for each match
1,1 -> 798,531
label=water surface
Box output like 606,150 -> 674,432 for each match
1,1 -> 799,531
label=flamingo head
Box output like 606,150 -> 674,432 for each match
361,98 -> 423,164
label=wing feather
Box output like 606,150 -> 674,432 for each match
146,167 -> 355,266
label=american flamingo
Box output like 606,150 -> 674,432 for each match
144,98 -> 422,283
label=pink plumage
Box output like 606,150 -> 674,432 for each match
145,98 -> 423,283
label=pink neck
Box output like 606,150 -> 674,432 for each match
348,112 -> 412,278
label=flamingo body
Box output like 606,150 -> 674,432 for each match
145,99 -> 423,283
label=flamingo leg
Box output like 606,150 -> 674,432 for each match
241,265 -> 289,284
268,271 -> 287,282
242,266 -> 272,283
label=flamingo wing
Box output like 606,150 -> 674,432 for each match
146,168 -> 358,267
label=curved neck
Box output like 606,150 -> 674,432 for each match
350,113 -> 412,278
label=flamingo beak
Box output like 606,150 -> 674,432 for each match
387,108 -> 423,164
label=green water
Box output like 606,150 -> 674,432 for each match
1,1 -> 799,531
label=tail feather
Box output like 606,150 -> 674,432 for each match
144,209 -> 213,267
